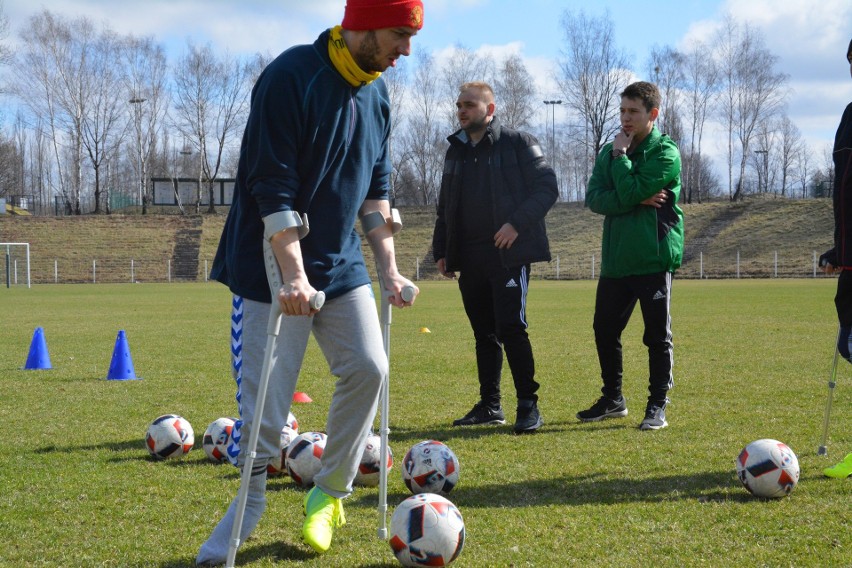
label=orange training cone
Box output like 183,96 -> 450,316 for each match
106,330 -> 140,380
24,327 -> 52,370
293,391 -> 313,403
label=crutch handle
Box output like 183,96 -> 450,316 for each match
401,285 -> 416,303
310,291 -> 325,310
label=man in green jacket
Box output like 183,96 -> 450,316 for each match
577,81 -> 684,431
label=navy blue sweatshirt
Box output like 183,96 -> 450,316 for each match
211,29 -> 391,302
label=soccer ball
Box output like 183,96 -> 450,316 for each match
389,493 -> 465,567
355,433 -> 393,487
402,440 -> 459,495
285,431 -> 327,487
268,425 -> 299,477
266,412 -> 299,476
145,414 -> 194,460
736,438 -> 800,498
202,417 -> 236,464
286,411 -> 298,431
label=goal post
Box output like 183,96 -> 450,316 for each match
2,243 -> 31,288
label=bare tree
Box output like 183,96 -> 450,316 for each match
13,10 -> 103,214
0,0 -> 11,74
495,54 -> 538,130
715,16 -> 788,201
441,44 -> 495,130
121,35 -> 169,214
556,9 -> 632,161
398,51 -> 444,206
647,45 -> 685,143
80,28 -> 126,214
776,115 -> 802,197
681,40 -> 719,203
0,128 -> 20,199
795,145 -> 812,199
382,60 -> 409,202
751,121 -> 775,195
172,41 -> 251,213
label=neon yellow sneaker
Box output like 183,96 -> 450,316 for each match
302,486 -> 345,553
823,453 -> 852,479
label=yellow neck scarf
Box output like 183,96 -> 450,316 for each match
328,25 -> 381,87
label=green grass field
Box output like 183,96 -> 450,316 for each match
1,280 -> 850,567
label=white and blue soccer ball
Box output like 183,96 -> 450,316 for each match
736,438 -> 800,498
145,414 -> 194,460
389,493 -> 465,567
285,431 -> 326,488
355,433 -> 393,487
202,417 -> 236,464
402,440 -> 459,495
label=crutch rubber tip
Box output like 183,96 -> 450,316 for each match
310,291 -> 325,310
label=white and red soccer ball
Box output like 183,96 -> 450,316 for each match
389,493 -> 465,567
285,431 -> 327,487
268,425 -> 299,477
145,414 -> 194,460
202,417 -> 236,464
736,438 -> 800,498
355,433 -> 393,487
402,440 -> 460,495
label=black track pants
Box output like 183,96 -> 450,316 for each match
593,272 -> 674,404
457,263 -> 539,406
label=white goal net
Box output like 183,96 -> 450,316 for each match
2,243 -> 31,288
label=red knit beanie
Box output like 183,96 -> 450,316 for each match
342,0 -> 424,31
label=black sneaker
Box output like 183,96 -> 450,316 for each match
452,402 -> 506,426
514,399 -> 543,434
576,395 -> 628,422
639,399 -> 668,431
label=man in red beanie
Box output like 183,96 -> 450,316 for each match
197,1 -> 423,564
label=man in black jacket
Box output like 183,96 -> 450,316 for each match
432,82 -> 558,434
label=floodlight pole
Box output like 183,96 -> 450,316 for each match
543,100 -> 562,158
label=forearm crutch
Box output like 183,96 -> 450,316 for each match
363,208 -> 414,540
818,325 -> 842,456
226,234 -> 323,567
375,267 -> 415,539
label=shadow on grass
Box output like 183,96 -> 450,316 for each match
350,470 -> 745,509
158,541 -> 397,567
462,470 -> 740,508
35,439 -> 144,454
34,439 -> 221,469
386,418 -> 629,445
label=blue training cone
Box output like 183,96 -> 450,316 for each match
106,330 -> 140,380
24,326 -> 52,370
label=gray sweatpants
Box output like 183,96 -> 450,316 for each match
231,284 -> 387,498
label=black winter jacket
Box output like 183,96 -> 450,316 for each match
432,117 -> 558,272
833,102 -> 852,267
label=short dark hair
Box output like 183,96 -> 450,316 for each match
620,81 -> 661,112
847,38 -> 852,60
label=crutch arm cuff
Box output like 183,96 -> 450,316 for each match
360,209 -> 403,236
263,211 -> 309,241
